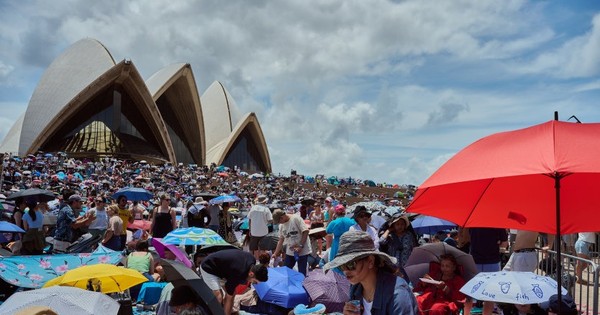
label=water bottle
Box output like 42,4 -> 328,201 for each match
294,251 -> 299,261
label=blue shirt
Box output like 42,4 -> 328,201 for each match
350,269 -> 418,315
326,217 -> 355,261
54,205 -> 76,241
22,210 -> 44,229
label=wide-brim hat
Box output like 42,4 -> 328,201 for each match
323,230 -> 396,272
389,212 -> 409,226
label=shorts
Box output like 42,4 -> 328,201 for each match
249,235 -> 264,251
502,251 -> 537,272
200,266 -> 223,291
476,262 -> 501,273
575,239 -> 592,256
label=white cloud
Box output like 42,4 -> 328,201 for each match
515,13 -> 600,78
0,0 -> 598,186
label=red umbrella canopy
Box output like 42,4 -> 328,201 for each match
407,120 -> 600,235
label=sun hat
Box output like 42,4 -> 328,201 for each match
540,294 -> 578,314
352,205 -> 371,219
256,194 -> 269,204
323,230 -> 397,272
389,212 -> 409,226
194,196 -> 204,203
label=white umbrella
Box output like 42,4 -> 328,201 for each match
459,271 -> 567,304
0,286 -> 120,315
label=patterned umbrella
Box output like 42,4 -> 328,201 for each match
460,271 -> 567,304
302,269 -> 350,313
162,227 -> 229,246
0,286 -> 120,315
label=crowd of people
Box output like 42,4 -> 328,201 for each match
0,152 -> 596,315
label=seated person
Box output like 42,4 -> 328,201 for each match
413,254 -> 466,315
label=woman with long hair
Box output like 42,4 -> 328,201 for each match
21,199 -> 45,254
150,193 -> 176,238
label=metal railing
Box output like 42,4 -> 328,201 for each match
534,249 -> 599,315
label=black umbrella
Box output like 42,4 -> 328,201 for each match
258,232 -> 279,251
160,259 -> 224,315
6,188 -> 56,203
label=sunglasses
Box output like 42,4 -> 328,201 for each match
339,257 -> 367,271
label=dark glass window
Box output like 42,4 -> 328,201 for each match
221,128 -> 267,173
40,85 -> 167,161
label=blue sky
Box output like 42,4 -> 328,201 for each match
1,0 -> 599,186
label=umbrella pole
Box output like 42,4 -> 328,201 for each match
554,173 -> 563,314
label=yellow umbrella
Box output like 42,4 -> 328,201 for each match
43,264 -> 148,293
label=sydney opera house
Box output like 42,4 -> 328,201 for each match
0,39 -> 271,173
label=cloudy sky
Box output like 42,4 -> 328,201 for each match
1,0 -> 599,186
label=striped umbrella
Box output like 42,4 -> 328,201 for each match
162,227 -> 229,246
302,269 -> 350,313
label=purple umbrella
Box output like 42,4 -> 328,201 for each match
151,238 -> 193,268
302,269 -> 350,313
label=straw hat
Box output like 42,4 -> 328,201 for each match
323,231 -> 396,271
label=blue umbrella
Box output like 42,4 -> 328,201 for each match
162,227 -> 230,246
254,267 -> 309,308
208,194 -> 242,205
0,221 -> 26,233
111,187 -> 153,201
411,215 -> 456,234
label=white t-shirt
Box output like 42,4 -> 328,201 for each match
88,207 -> 108,230
247,204 -> 272,237
362,298 -> 373,315
279,214 -> 311,256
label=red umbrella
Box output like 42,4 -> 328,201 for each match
407,118 -> 600,310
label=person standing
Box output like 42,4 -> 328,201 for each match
575,231 -> 597,285
102,206 -> 124,251
86,196 -> 109,239
272,209 -> 312,276
326,204 -> 356,261
463,227 -> 508,315
200,249 -> 268,315
349,206 -> 379,250
21,200 -> 45,255
110,195 -> 134,250
247,195 -> 273,259
53,194 -> 92,253
218,202 -> 237,245
379,213 -> 417,269
150,193 -> 177,238
207,202 -> 221,232
503,230 -> 554,272
184,197 -> 211,229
